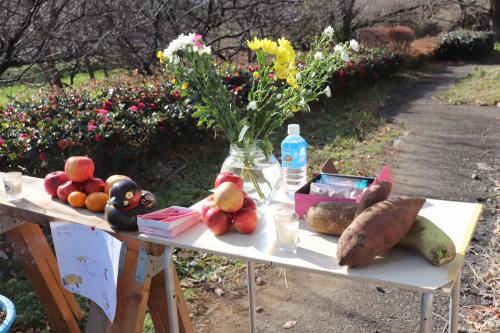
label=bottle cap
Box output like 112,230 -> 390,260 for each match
288,124 -> 300,135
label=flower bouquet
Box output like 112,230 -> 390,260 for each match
159,27 -> 355,201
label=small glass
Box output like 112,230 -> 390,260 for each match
2,172 -> 23,201
274,211 -> 299,253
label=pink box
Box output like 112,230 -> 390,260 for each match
294,165 -> 392,217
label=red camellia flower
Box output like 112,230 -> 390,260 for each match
102,100 -> 113,110
247,64 -> 254,72
58,139 -> 69,150
346,61 -> 353,68
129,105 -> 139,112
138,102 -> 145,110
171,89 -> 181,101
39,152 -> 47,161
19,133 -> 29,140
96,108 -> 109,116
149,103 -> 157,110
95,134 -> 103,142
0,137 -> 4,145
88,122 -> 97,131
338,69 -> 347,78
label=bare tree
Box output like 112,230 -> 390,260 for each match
492,0 -> 500,40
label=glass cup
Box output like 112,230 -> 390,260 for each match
2,172 -> 23,201
274,211 -> 299,253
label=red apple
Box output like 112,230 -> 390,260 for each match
214,182 -> 244,213
44,171 -> 70,196
82,177 -> 105,195
57,181 -> 82,202
233,208 -> 258,234
205,207 -> 232,235
65,156 -> 94,182
242,197 -> 256,211
214,171 -> 243,190
201,195 -> 217,218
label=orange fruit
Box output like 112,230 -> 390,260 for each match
104,175 -> 131,194
68,191 -> 87,208
85,192 -> 109,212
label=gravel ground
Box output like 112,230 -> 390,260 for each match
192,64 -> 499,333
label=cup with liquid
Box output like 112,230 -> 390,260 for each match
2,172 -> 23,201
274,211 -> 299,253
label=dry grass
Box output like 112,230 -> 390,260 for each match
408,37 -> 439,57
438,66 -> 500,106
462,236 -> 500,332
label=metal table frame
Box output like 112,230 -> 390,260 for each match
159,247 -> 463,333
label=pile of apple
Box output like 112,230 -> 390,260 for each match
44,156 -> 128,212
201,172 -> 258,235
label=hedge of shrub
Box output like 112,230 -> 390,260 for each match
435,30 -> 494,60
0,47 -> 402,178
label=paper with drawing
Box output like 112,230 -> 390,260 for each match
50,222 -> 123,321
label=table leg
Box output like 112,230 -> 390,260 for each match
419,293 -> 434,333
449,271 -> 461,333
163,246 -> 179,333
247,261 -> 257,333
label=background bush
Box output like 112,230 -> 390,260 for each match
435,30 -> 494,60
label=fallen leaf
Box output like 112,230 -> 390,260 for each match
283,320 -> 297,329
214,287 -> 225,297
256,306 -> 264,313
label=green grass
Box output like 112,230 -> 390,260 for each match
0,71 -> 417,332
438,66 -> 500,106
0,70 -> 122,107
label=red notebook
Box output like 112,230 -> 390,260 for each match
137,206 -> 201,231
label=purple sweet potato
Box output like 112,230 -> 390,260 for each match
355,181 -> 392,216
337,197 -> 425,267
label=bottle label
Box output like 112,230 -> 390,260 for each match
282,146 -> 306,169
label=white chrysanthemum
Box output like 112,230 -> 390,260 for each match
323,26 -> 334,39
295,73 -> 301,81
164,33 -> 197,62
324,86 -> 332,97
349,39 -> 359,51
314,51 -> 324,60
247,101 -> 258,110
196,45 -> 211,55
334,45 -> 350,62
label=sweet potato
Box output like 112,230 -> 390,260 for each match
306,202 -> 357,236
337,197 -> 425,267
399,215 -> 456,266
355,181 -> 392,216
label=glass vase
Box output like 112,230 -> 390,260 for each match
220,144 -> 282,204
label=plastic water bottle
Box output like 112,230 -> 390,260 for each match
281,124 -> 307,194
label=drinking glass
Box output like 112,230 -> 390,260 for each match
2,172 -> 23,201
274,211 -> 299,253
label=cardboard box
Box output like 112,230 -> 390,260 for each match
294,159 -> 392,216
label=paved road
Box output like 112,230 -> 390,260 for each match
203,65 -> 499,333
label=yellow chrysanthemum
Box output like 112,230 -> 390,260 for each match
260,39 -> 278,54
247,37 -> 262,51
253,71 -> 260,79
171,78 -> 176,84
157,50 -> 164,64
181,82 -> 189,90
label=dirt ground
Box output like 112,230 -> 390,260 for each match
188,64 -> 500,333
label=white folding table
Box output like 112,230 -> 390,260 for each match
139,198 -> 483,333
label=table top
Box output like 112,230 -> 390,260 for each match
0,174 -> 483,296
140,197 -> 482,296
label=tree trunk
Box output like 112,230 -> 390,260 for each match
40,62 -> 63,88
84,56 -> 95,80
492,0 -> 500,41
